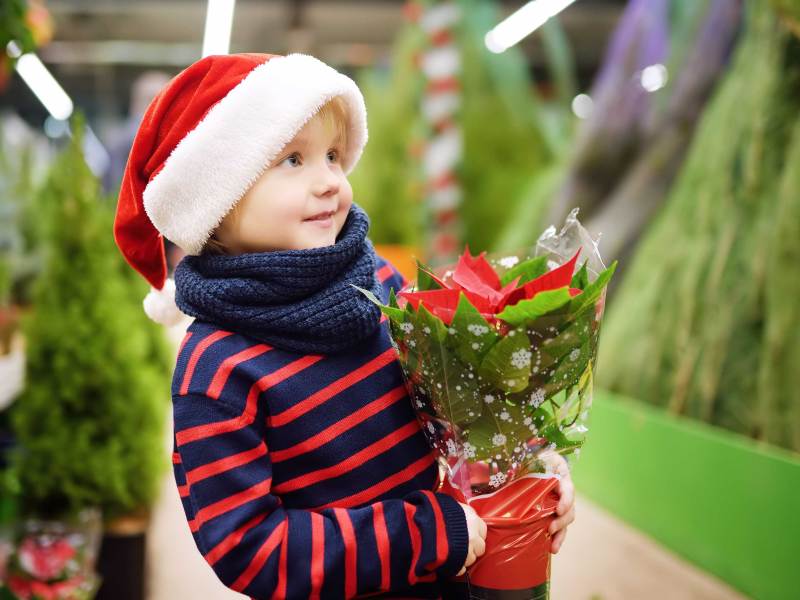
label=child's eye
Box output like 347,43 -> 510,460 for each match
281,153 -> 301,167
327,149 -> 339,163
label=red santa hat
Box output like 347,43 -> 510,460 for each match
113,52 -> 368,326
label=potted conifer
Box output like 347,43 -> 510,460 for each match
4,114 -> 172,600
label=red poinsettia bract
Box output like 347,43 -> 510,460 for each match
398,247 -> 583,326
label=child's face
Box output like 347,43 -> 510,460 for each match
213,111 -> 353,254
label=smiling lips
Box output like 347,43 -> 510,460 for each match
305,210 -> 335,221
304,210 -> 335,227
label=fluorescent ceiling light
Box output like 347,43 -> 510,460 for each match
15,52 -> 74,120
571,93 -> 593,119
485,0 -> 578,54
202,0 -> 236,57
641,64 -> 668,92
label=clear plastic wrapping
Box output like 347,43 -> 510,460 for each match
359,210 -> 616,597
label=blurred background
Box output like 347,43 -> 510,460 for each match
0,0 -> 798,598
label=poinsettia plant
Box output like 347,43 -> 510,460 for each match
356,210 -> 616,596
0,509 -> 101,600
356,210 -> 616,496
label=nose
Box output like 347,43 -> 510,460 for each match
311,164 -> 340,198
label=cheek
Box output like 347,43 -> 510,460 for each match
340,180 -> 354,209
338,188 -> 353,226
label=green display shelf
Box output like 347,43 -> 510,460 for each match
571,390 -> 800,600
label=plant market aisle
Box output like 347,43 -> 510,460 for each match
144,317 -> 747,600
549,499 -> 749,600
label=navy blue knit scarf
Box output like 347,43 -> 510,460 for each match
173,203 -> 384,354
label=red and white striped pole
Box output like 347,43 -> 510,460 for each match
407,1 -> 464,265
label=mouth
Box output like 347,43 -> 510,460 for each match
304,210 -> 336,222
303,210 -> 336,227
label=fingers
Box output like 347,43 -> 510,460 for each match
549,505 -> 575,536
455,501 -> 490,577
464,548 -> 477,569
550,527 -> 567,554
478,516 -> 487,539
556,476 -> 575,516
474,534 -> 486,558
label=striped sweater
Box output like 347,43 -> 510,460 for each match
170,255 -> 469,599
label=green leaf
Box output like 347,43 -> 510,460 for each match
568,260 -> 617,316
448,293 -> 500,364
478,328 -> 531,393
499,255 -> 548,286
389,287 -> 400,309
415,258 -> 443,291
351,284 -> 405,321
405,306 -> 483,426
411,302 -> 448,342
539,309 -> 594,363
570,260 -> 589,290
464,397 -> 531,464
496,287 -> 573,326
543,340 -> 592,398
538,421 -> 584,453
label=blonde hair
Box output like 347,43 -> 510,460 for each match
200,96 -> 350,256
316,95 -> 350,152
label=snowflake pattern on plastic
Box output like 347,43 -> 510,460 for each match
399,322 -> 414,334
463,441 -> 476,458
467,324 -> 490,336
489,472 -> 507,488
529,388 -> 546,408
498,256 -> 519,268
492,433 -> 506,447
446,438 -> 458,456
510,348 -> 532,370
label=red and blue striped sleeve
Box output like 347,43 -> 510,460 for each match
374,255 -> 410,295
172,392 -> 469,599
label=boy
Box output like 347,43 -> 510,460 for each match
113,52 -> 573,599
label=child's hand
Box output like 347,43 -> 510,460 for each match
543,451 -> 576,554
455,501 -> 487,576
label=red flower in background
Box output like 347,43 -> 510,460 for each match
398,246 -> 583,325
8,574 -> 85,600
18,536 -> 75,581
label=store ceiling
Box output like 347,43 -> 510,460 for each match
4,0 -> 625,127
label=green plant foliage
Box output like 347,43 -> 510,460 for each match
457,0 -> 554,253
8,114 -> 173,520
355,252 -> 613,482
0,128 -> 43,308
0,0 -> 36,56
597,3 -> 800,452
349,24 -> 427,247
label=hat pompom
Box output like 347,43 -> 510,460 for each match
143,278 -> 185,326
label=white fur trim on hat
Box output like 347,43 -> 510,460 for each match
143,278 -> 185,326
142,53 -> 368,256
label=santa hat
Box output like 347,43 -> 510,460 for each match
113,52 -> 368,326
